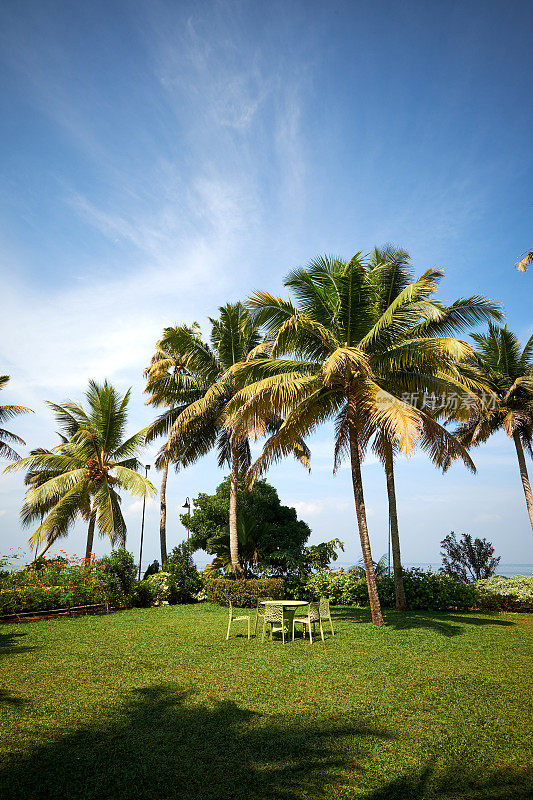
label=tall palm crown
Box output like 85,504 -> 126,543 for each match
161,302 -> 309,575
6,380 -> 155,559
0,375 -> 32,461
450,324 -> 533,532
227,253 -> 499,624
161,304 -> 266,576
364,246 -> 501,608
144,325 -> 210,563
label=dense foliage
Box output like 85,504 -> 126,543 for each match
164,543 -> 203,601
183,478 -> 312,575
440,531 -> 500,581
293,567 -> 477,612
204,577 -> 284,607
475,575 -> 533,611
100,549 -> 138,608
0,554 -> 108,615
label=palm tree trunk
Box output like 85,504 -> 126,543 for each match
513,432 -> 533,533
34,539 -> 54,561
159,458 -> 169,565
85,509 -> 97,561
384,444 -> 407,611
229,439 -> 243,577
349,428 -> 384,626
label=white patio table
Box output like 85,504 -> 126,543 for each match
259,600 -> 309,642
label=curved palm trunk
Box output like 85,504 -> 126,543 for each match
85,509 -> 97,561
159,459 -> 169,565
513,432 -> 533,533
34,538 -> 54,561
229,439 -> 243,577
349,428 -> 384,626
383,444 -> 407,611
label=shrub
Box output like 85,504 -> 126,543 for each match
164,544 -> 203,603
204,578 -> 284,607
100,550 -> 137,608
474,575 -> 533,611
131,580 -> 154,608
145,572 -> 173,605
295,568 -> 476,611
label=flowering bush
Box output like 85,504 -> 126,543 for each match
145,572 -> 173,605
0,552 -> 109,615
474,575 -> 533,611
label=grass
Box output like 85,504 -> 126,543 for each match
0,604 -> 532,800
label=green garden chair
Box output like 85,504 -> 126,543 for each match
292,601 -> 324,644
254,596 -> 274,636
226,600 -> 250,640
261,603 -> 293,644
319,597 -> 334,636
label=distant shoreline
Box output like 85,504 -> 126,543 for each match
335,561 -> 533,577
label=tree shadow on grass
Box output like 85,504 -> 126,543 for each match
332,607 -> 515,637
0,683 -> 393,800
0,630 -> 37,657
0,689 -> 28,706
362,759 -> 533,800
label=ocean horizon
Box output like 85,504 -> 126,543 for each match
335,561 -> 533,577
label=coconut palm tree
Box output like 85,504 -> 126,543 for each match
449,324 -> 533,533
516,251 -> 532,272
5,380 -> 155,559
366,247 -> 501,609
161,304 -> 309,576
0,375 -> 32,461
226,254 -> 496,624
159,305 -> 263,576
144,326 -> 208,564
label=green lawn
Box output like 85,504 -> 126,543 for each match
1,604 -> 532,800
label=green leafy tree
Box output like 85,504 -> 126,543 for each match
0,375 -> 32,462
227,253 -> 493,624
6,381 -> 155,559
440,532 -> 500,582
449,324 -> 533,533
182,477 -> 312,576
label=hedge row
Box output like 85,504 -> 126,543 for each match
0,585 -> 107,615
296,568 -> 477,611
204,578 -> 284,607
474,575 -> 533,611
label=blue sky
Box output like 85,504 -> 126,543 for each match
1,0 -> 532,571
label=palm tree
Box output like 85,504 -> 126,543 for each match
366,247 -> 501,609
159,305 -> 262,577
161,304 -> 309,577
516,251 -> 532,272
5,380 -> 155,559
144,327 -> 207,564
449,324 -> 533,533
226,254 -> 496,625
0,375 -> 32,461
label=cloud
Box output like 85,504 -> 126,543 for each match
474,512 -> 503,523
125,498 -> 158,516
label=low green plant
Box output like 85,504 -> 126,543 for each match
131,580 -> 154,608
100,550 -> 137,608
475,575 -> 533,611
164,544 -> 202,602
295,568 -> 476,612
204,577 -> 284,607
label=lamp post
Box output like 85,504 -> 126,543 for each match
138,464 -> 150,581
182,497 -> 191,541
